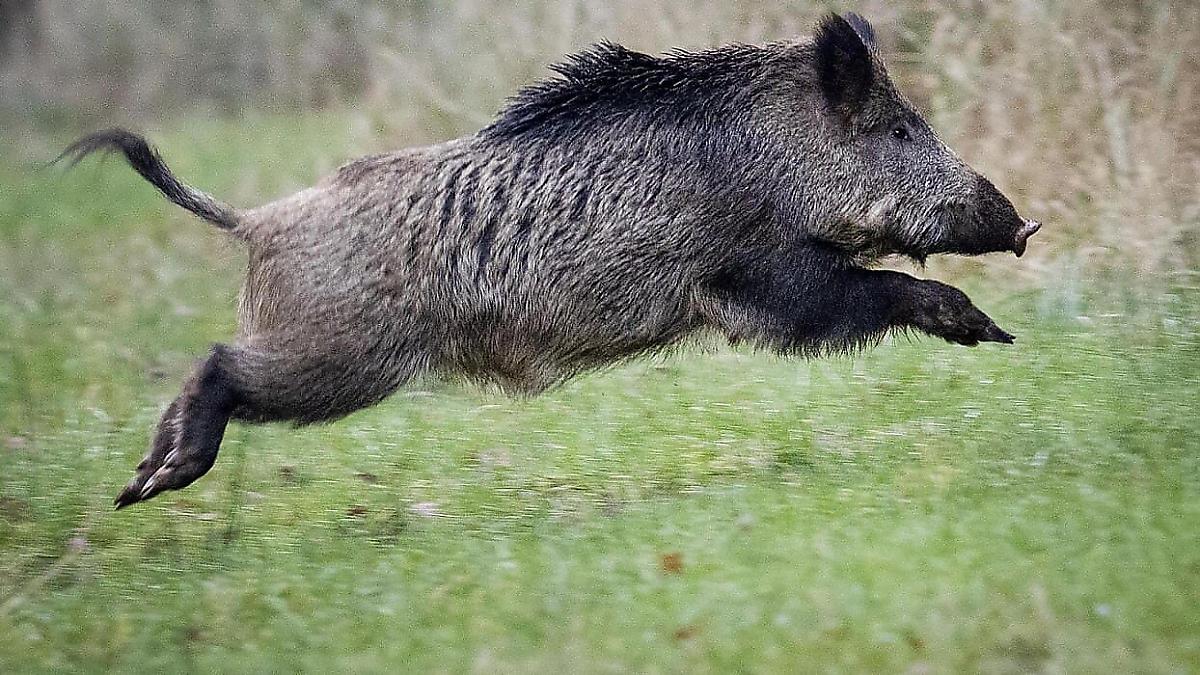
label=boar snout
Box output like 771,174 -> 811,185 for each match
941,175 -> 1038,258
1012,219 -> 1041,258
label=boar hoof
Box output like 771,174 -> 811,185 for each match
115,349 -> 233,509
911,281 -> 1015,347
114,398 -> 181,509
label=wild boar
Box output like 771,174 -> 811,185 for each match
61,13 -> 1040,508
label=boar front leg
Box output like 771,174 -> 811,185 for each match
892,276 -> 1014,346
698,247 -> 1013,351
801,269 -> 1014,348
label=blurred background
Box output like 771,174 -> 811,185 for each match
1,1 -> 1198,672
3,0 -> 1198,286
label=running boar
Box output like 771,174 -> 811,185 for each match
61,13 -> 1040,508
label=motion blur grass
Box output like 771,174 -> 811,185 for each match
1,116 -> 1198,673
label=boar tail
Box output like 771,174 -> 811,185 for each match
57,129 -> 241,232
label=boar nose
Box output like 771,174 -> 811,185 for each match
1012,219 -> 1041,257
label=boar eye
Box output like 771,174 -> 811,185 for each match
890,125 -> 912,142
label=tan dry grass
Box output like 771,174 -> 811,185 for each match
3,0 -> 1197,282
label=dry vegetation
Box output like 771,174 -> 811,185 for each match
3,0 -> 1197,285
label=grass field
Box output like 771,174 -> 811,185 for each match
1,117 -> 1198,673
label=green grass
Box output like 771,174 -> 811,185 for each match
1,116 -> 1198,673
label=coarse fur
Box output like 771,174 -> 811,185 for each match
61,13 -> 1039,508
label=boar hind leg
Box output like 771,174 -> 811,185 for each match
115,340 -> 415,508
115,348 -> 235,509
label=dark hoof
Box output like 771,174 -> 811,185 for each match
980,323 -> 1015,344
115,400 -> 180,509
911,281 -> 1014,347
113,388 -> 225,509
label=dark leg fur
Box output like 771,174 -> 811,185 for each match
115,348 -> 235,508
700,245 -> 1012,351
115,340 -> 414,508
896,279 -> 1014,346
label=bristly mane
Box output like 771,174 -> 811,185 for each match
481,41 -> 770,140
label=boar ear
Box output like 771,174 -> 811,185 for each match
843,13 -> 878,52
814,13 -> 875,123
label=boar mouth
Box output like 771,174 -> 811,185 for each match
1011,219 -> 1041,257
